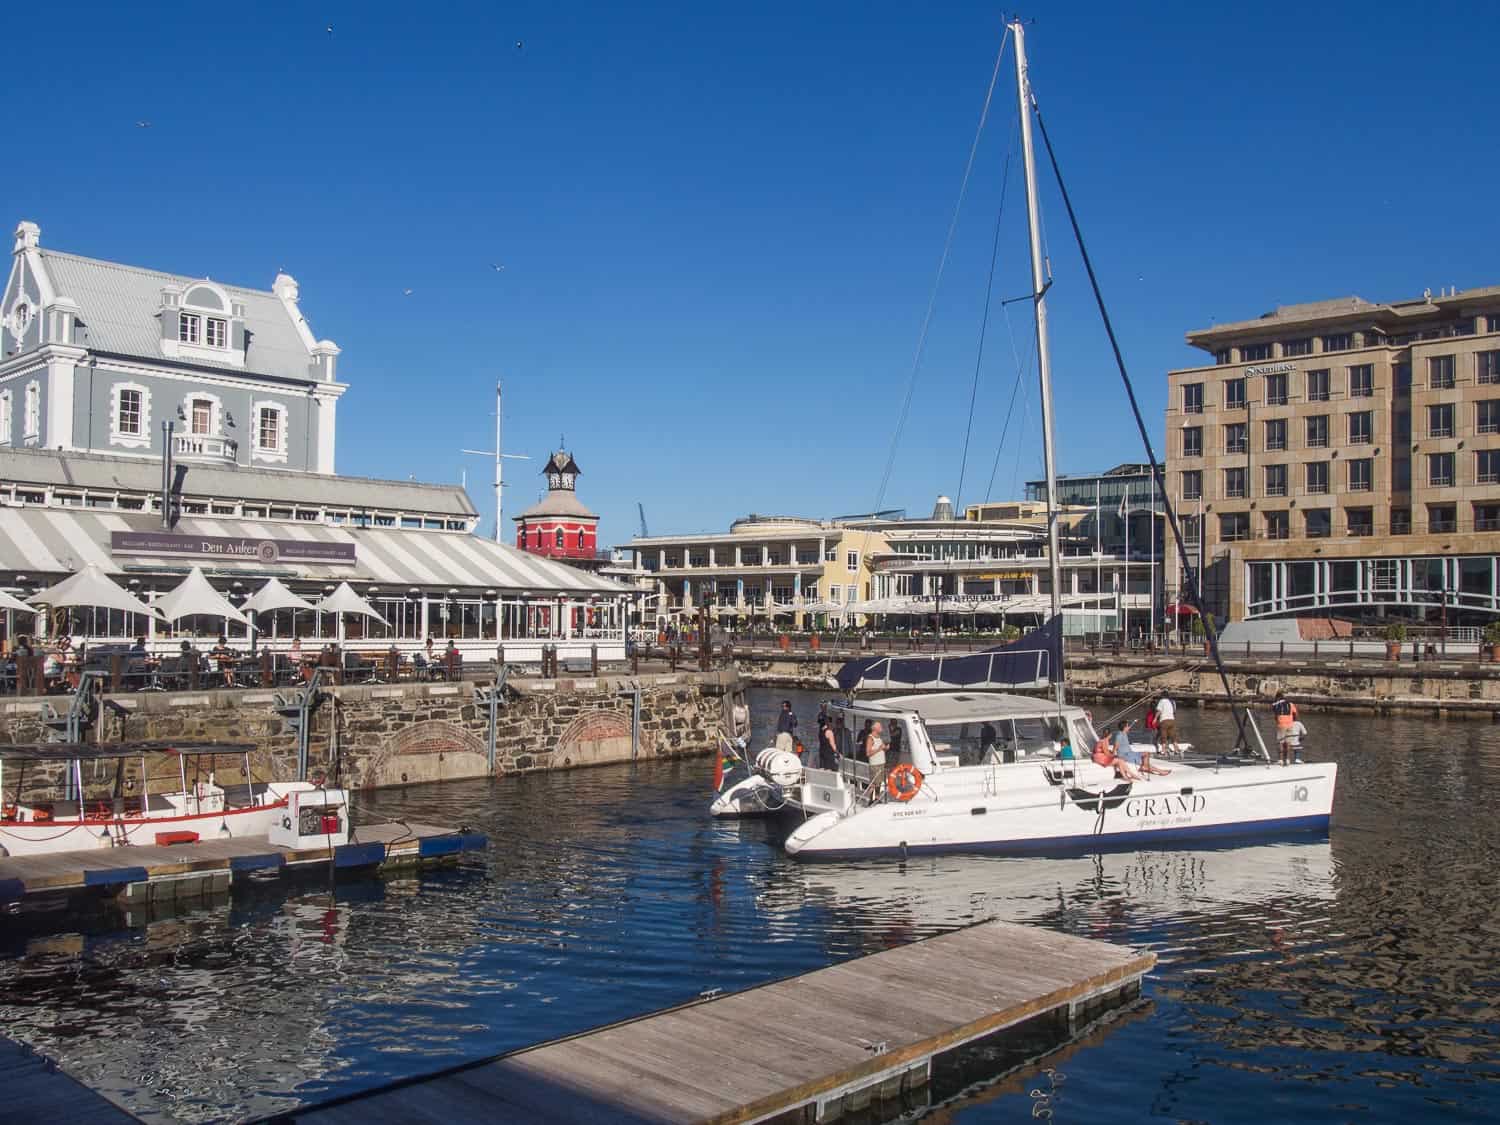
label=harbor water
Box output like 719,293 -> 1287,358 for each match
1,688 -> 1497,1122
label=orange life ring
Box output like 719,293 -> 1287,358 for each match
886,764 -> 923,802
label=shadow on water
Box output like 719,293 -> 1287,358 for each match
0,688 -> 1496,1122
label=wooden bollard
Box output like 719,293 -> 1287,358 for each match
188,655 -> 200,692
388,646 -> 399,682
446,650 -> 458,681
261,649 -> 274,687
110,653 -> 124,693
590,643 -> 598,676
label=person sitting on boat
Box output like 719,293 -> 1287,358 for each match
1109,720 -> 1146,782
1058,733 -> 1076,761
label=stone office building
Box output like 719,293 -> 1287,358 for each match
1164,285 -> 1500,626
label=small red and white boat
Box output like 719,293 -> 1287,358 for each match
0,741 -> 321,857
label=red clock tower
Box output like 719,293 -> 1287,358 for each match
513,449 -> 602,569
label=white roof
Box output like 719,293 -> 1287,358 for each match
319,581 -> 387,624
0,508 -> 627,596
0,588 -> 35,613
154,566 -> 250,625
27,563 -> 160,618
849,692 -> 1085,727
240,576 -> 316,614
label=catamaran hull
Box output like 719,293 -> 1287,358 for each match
784,762 -> 1337,860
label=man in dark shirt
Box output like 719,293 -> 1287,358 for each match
775,700 -> 798,753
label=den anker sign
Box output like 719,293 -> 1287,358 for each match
109,531 -> 357,566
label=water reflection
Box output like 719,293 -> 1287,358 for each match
0,692 -> 1494,1123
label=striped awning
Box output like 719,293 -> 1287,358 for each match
0,507 -> 625,596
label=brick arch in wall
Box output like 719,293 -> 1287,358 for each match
358,720 -> 491,789
554,708 -> 653,767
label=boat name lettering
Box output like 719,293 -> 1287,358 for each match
891,808 -> 926,818
1293,785 -> 1308,803
1123,794 -> 1206,819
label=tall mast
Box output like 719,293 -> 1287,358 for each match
493,382 -> 503,541
1012,20 -> 1065,705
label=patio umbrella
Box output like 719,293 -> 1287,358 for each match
154,566 -> 250,626
0,589 -> 37,614
28,564 -> 161,619
319,582 -> 388,627
241,576 -> 317,615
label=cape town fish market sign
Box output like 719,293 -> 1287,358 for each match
110,531 -> 356,566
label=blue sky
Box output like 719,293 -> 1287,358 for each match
9,1 -> 1499,543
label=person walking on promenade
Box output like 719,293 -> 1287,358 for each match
775,700 -> 798,754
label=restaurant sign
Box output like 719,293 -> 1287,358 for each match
110,531 -> 356,566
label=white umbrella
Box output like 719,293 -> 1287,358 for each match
241,576 -> 317,615
154,566 -> 251,626
0,589 -> 36,614
319,581 -> 388,626
802,599 -> 844,613
28,564 -> 161,619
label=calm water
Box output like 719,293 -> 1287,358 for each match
1,690 -> 1497,1123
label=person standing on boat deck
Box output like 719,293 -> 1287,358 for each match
856,719 -> 874,761
1154,693 -> 1181,758
1279,717 -> 1307,766
819,715 -> 840,769
980,720 -> 998,760
866,720 -> 888,788
774,700 -> 798,754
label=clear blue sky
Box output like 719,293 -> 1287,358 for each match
9,1 -> 1498,543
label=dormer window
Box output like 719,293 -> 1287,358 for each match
165,282 -> 243,366
205,317 -> 227,348
179,313 -> 201,344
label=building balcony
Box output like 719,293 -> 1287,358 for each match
174,434 -> 237,462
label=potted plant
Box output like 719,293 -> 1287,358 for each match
1384,622 -> 1407,661
1484,621 -> 1500,662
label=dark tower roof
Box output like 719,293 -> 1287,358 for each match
542,451 -> 581,477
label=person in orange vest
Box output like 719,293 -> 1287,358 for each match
1271,691 -> 1299,762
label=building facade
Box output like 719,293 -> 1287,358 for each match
0,221 -> 629,658
513,450 -> 602,568
2,222 -> 342,472
1165,286 -> 1500,624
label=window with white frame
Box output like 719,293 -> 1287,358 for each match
844,584 -> 856,603
0,389 -> 10,443
179,313 -> 201,344
109,382 -> 152,449
23,380 -> 39,440
845,550 -> 859,571
205,317 -> 228,348
252,401 -> 287,459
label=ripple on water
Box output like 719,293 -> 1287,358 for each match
0,692 -> 1497,1122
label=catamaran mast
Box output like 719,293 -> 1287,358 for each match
1012,20 -> 1066,706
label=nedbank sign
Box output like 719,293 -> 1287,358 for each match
110,531 -> 356,566
1245,362 -> 1296,376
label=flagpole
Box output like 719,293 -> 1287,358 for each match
1095,478 -> 1102,637
1122,483 -> 1129,639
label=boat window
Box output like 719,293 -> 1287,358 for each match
1072,716 -> 1097,752
1012,716 -> 1067,758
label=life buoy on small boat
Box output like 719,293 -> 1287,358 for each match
886,764 -> 923,802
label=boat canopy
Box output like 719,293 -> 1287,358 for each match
835,616 -> 1062,694
846,692 -> 1084,729
0,741 -> 258,763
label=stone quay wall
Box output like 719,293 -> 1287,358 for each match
0,671 -> 742,797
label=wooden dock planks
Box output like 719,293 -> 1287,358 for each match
293,919 -> 1154,1125
1,1035 -> 139,1123
0,822 -> 486,902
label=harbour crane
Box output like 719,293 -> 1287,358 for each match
637,502 -> 650,538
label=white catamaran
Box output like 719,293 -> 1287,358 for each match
710,21 -> 1338,858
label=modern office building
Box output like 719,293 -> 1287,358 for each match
1164,285 -> 1500,625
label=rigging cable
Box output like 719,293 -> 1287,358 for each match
840,24 -> 1011,645
1026,93 -> 1270,760
984,302 -> 1034,501
955,150 -> 1015,512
